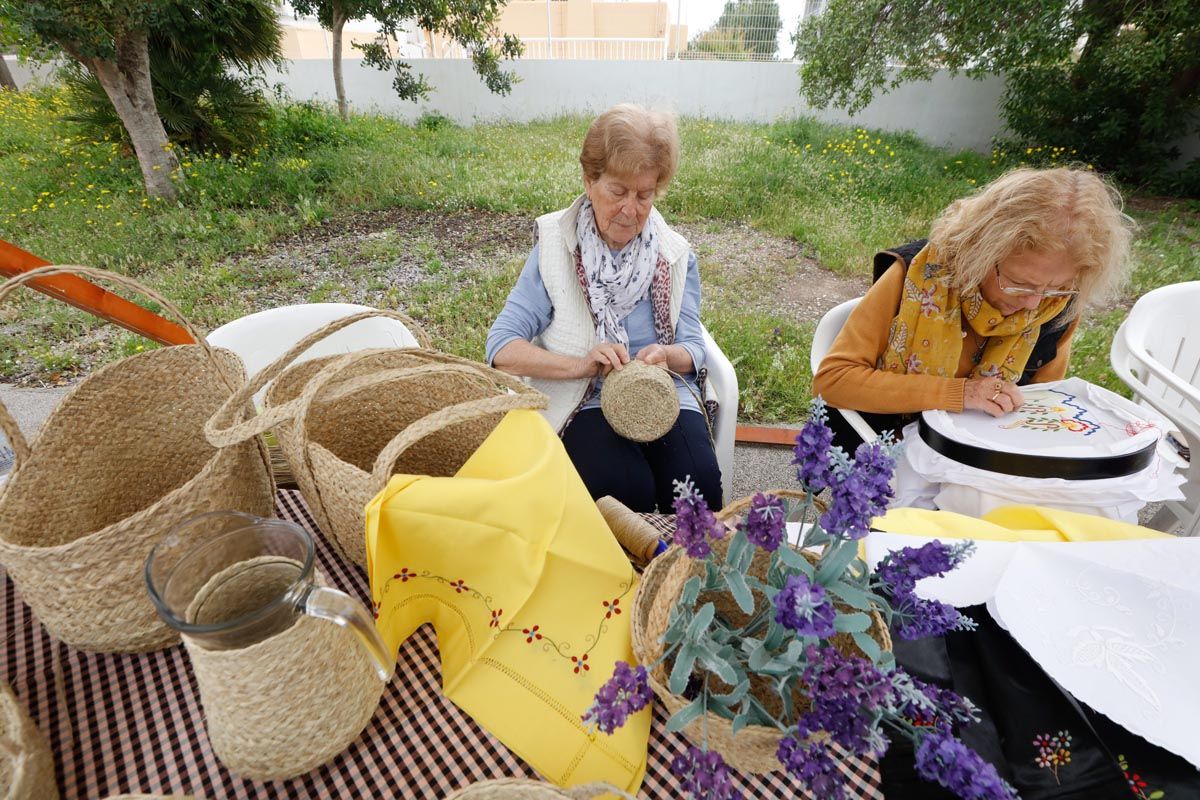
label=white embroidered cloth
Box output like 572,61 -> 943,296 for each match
865,532 -> 1200,768
893,378 -> 1186,522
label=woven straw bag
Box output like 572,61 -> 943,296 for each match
445,780 -> 636,799
207,310 -> 548,567
0,266 -> 274,652
631,490 -> 892,774
0,681 -> 57,800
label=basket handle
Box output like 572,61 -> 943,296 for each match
205,308 -> 431,448
0,264 -> 214,471
369,391 -> 548,489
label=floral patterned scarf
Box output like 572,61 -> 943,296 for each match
878,244 -> 1069,382
574,198 -> 672,347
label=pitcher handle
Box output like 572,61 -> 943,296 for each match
300,585 -> 395,683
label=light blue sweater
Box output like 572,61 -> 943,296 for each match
486,243 -> 706,413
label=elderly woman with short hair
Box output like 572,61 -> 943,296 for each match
487,104 -> 721,513
814,166 -> 1135,451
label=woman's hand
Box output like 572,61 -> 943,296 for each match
578,343 -> 630,378
636,343 -> 670,368
964,377 -> 1025,417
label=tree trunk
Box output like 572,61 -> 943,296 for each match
0,55 -> 17,91
332,2 -> 348,121
82,32 -> 180,201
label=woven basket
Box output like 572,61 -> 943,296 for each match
600,360 -> 678,443
183,563 -> 384,781
631,490 -> 892,774
0,681 -> 57,800
445,779 -> 635,799
207,310 -> 547,567
0,266 -> 274,653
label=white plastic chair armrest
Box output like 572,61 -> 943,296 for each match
838,408 -> 879,445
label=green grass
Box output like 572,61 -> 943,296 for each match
2,86 -> 1198,419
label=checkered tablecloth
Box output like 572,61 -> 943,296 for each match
0,490 -> 884,799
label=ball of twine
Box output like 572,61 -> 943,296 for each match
600,360 -> 678,443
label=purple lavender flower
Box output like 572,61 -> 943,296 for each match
773,574 -> 837,638
914,728 -> 1019,800
777,735 -> 845,799
581,661 -> 654,734
820,439 -> 896,540
670,745 -> 742,800
793,399 -> 836,491
739,492 -> 786,552
889,669 -> 980,727
894,594 -> 976,641
875,540 -> 975,596
673,478 -> 726,559
795,645 -> 896,755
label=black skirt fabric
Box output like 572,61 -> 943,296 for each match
879,607 -> 1200,799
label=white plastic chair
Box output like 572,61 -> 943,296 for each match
1109,281 -> 1200,536
206,303 -> 422,405
809,298 -> 878,444
701,324 -> 738,503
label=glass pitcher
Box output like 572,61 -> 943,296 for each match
144,510 -> 393,682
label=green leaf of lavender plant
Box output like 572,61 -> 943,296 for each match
665,694 -> 706,733
663,606 -> 691,645
725,529 -> 748,570
714,678 -> 750,706
669,643 -> 698,695
731,709 -> 754,737
687,602 -> 716,641
851,630 -> 882,663
724,569 -> 755,615
834,612 -> 872,633
776,544 -> 815,574
680,576 -> 702,606
777,675 -> 795,722
748,641 -> 771,671
827,581 -> 872,611
815,539 -> 860,585
697,645 -> 739,686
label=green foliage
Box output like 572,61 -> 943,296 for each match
0,0 -> 160,61
2,90 -> 1197,415
291,0 -> 523,102
794,0 -> 1200,192
55,0 -> 280,153
683,0 -> 781,60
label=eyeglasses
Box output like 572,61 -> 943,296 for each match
994,265 -> 1079,298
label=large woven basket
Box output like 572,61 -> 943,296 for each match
0,266 -> 274,652
631,490 -> 892,774
207,310 -> 548,567
445,780 -> 634,799
0,681 -> 57,800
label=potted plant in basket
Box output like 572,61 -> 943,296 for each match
582,399 -> 1018,800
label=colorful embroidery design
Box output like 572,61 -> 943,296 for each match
377,569 -> 634,676
1032,730 -> 1072,784
1118,753 -> 1165,799
1002,389 -> 1101,435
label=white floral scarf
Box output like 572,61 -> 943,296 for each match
574,198 -> 661,348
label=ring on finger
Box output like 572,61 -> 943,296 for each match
990,389 -> 1001,402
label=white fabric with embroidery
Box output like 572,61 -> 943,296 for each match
893,378 -> 1187,522
991,539 -> 1200,769
865,533 -> 1200,767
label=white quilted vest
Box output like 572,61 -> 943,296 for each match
532,194 -> 691,433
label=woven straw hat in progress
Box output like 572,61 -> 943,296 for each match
0,681 -> 58,800
444,779 -> 635,799
600,360 -> 678,442
631,490 -> 891,774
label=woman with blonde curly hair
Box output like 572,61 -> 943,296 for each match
813,167 -> 1135,451
487,104 -> 721,512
